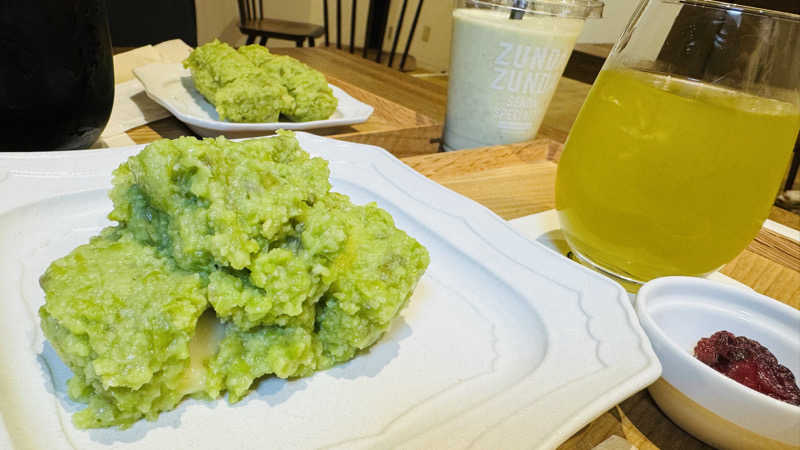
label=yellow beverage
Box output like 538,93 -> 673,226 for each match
556,68 -> 799,281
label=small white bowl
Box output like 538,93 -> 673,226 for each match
636,277 -> 800,449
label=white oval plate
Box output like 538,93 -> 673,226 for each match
0,133 -> 660,450
133,63 -> 374,138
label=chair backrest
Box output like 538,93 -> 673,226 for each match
237,0 -> 264,23
323,0 -> 425,70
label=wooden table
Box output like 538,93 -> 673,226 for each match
124,47 -> 800,449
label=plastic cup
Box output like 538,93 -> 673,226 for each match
442,0 -> 603,151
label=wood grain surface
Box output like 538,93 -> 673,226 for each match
274,47 -> 595,146
274,47 -> 448,122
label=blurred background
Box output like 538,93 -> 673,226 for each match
110,0 -> 642,72
112,0 -> 800,71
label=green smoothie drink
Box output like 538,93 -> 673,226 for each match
443,0 -> 603,151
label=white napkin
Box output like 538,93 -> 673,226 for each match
93,40 -> 194,148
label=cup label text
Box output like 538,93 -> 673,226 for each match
490,42 -> 568,130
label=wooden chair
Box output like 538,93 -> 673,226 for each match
237,0 -> 324,47
322,0 -> 425,71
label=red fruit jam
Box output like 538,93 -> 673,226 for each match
694,331 -> 800,406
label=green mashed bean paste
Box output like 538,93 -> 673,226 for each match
39,131 -> 429,429
183,40 -> 337,123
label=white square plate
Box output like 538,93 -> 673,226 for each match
133,63 -> 374,138
0,133 -> 660,449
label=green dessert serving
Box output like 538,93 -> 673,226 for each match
238,44 -> 338,122
183,41 -> 338,123
181,40 -> 294,123
39,131 -> 429,429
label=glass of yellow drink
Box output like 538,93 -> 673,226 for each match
556,0 -> 800,283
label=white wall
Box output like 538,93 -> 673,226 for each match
384,0 -> 457,72
308,0 -> 371,50
195,0 -> 240,45
310,0 -> 456,70
578,0 -> 640,44
195,0 -> 313,47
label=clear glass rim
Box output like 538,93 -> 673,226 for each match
664,0 -> 800,22
466,0 -> 604,19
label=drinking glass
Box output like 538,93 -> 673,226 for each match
555,0 -> 800,283
0,0 -> 114,151
443,0 -> 604,151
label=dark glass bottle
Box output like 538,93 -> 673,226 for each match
0,0 -> 114,151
